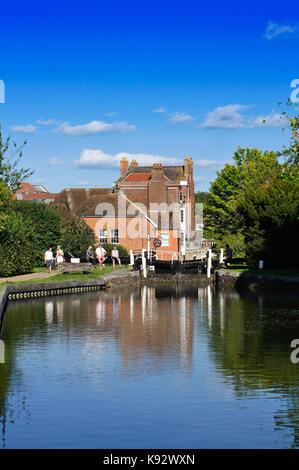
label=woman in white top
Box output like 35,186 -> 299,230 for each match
111,246 -> 121,270
56,245 -> 64,272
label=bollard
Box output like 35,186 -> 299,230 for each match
129,249 -> 134,266
207,248 -> 212,279
142,248 -> 147,278
220,248 -> 224,264
259,260 -> 264,270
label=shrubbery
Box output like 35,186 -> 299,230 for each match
11,200 -> 62,266
0,212 -> 35,276
59,218 -> 96,260
101,243 -> 128,257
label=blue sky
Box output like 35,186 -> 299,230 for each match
0,0 -> 298,192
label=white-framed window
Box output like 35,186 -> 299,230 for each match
111,229 -> 119,244
99,229 -> 108,243
160,233 -> 169,247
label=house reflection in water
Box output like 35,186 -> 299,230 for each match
84,286 -> 195,376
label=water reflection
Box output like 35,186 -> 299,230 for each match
0,285 -> 298,448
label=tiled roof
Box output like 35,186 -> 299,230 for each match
54,188 -> 117,217
117,165 -> 184,183
123,173 -> 152,182
21,194 -> 56,200
18,182 -> 38,194
123,173 -> 169,182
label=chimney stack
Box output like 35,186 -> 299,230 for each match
184,155 -> 193,176
151,163 -> 163,181
130,159 -> 138,168
120,157 -> 129,176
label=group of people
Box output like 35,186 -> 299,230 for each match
86,244 -> 121,270
44,244 -> 122,272
44,246 -> 64,272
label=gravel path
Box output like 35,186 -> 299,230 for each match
0,271 -> 58,284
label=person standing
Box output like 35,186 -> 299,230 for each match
44,247 -> 54,272
225,244 -> 233,266
111,246 -> 121,270
56,245 -> 64,272
86,246 -> 95,265
95,244 -> 106,270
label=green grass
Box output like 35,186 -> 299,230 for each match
225,264 -> 299,277
0,265 -> 129,290
33,267 -> 48,273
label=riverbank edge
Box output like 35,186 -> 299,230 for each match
215,270 -> 299,291
0,269 -> 139,335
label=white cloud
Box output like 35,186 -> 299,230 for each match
54,120 -> 136,136
77,180 -> 88,186
35,178 -> 46,183
249,112 -> 287,128
168,111 -> 195,123
48,157 -> 64,165
106,112 -> 118,117
37,118 -> 60,126
74,149 -> 225,170
153,107 -> 166,114
201,104 -> 287,129
74,150 -> 182,168
264,21 -> 297,39
201,104 -> 251,129
10,124 -> 37,133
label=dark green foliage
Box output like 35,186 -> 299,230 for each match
59,218 -> 96,260
11,200 -> 62,267
0,212 -> 35,276
236,179 -> 299,268
101,243 -> 128,257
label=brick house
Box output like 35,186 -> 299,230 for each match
81,156 -> 195,258
15,182 -> 57,204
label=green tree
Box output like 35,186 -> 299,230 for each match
11,200 -> 62,266
236,178 -> 299,268
0,181 -> 12,232
203,147 -> 283,240
0,211 -> 35,276
59,218 -> 96,260
0,124 -> 33,192
278,100 -> 299,183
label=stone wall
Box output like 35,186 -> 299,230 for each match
216,270 -> 299,291
0,269 -> 139,335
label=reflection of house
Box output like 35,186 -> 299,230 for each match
86,287 -> 194,375
54,157 -> 195,257
16,182 -> 57,204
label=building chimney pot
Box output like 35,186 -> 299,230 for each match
120,157 -> 129,176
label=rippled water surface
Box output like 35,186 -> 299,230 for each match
0,284 -> 299,448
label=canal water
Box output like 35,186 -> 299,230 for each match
0,285 -> 298,449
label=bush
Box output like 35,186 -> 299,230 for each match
222,232 -> 245,258
101,243 -> 128,257
11,200 -> 62,267
0,212 -> 35,276
59,218 -> 96,260
236,179 -> 299,268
